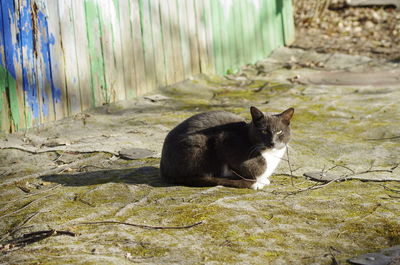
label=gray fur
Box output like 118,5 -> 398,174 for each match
160,106 -> 294,188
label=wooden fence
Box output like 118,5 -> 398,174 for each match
0,0 -> 294,133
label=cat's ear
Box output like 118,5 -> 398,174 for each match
279,108 -> 294,125
250,106 -> 265,126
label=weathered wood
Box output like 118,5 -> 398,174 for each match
139,0 -> 157,93
59,0 -> 81,115
232,0 -> 245,68
159,0 -> 176,85
98,0 -> 125,103
71,0 -> 94,110
118,0 -> 136,98
130,0 -> 147,96
0,0 -> 295,132
150,0 -> 167,87
192,0 -> 208,74
186,0 -> 201,75
176,0 -> 192,78
167,0 -> 185,82
46,0 -> 68,121
2,0 -> 26,131
282,0 -> 295,45
34,3 -> 56,124
200,0 -> 215,74
210,0 -> 224,74
84,0 -> 106,106
0,9 -> 11,132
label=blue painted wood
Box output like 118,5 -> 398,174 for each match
19,0 -> 39,125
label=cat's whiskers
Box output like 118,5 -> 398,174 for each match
231,169 -> 256,182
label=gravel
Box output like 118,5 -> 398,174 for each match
292,1 -> 400,61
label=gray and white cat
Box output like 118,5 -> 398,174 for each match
160,106 -> 294,189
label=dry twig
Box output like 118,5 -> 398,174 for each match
76,220 -> 203,230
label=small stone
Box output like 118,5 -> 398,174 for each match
119,148 -> 154,160
365,21 -> 375,29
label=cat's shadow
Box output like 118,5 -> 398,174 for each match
40,166 -> 168,187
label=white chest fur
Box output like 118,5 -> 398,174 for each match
251,147 -> 286,190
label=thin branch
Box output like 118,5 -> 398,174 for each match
230,169 -> 256,182
75,220 -> 203,230
0,211 -> 42,242
278,163 -> 399,196
0,229 -> 78,252
0,195 -> 53,220
285,144 -> 295,187
0,184 -> 62,206
365,136 -> 400,141
380,185 -> 400,194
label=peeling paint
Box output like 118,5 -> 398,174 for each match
0,0 -> 295,132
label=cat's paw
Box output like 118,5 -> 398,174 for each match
250,180 -> 270,190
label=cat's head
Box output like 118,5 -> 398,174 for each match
249,106 -> 294,150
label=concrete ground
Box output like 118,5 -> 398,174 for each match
0,48 -> 399,265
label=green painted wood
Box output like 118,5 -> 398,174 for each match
0,66 -> 11,132
282,0 -> 295,45
84,0 -> 107,106
105,0 -> 126,102
1,0 -> 295,133
231,1 -> 243,71
259,0 -> 273,57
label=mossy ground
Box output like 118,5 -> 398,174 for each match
1,49 -> 400,264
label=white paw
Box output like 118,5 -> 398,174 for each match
251,180 -> 270,190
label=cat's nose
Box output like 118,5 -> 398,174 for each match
265,141 -> 274,148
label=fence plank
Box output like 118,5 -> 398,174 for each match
118,0 -> 136,98
84,0 -> 106,106
98,0 -> 125,103
167,0 -> 185,82
150,0 -> 167,87
18,0 -> 37,128
110,0 -> 126,101
200,0 -> 215,74
209,0 -> 224,74
1,0 -> 295,132
0,8 -> 11,132
2,1 -> 26,131
282,0 -> 295,45
232,0 -> 245,68
72,0 -> 94,110
46,0 -> 68,121
35,4 -> 56,124
176,0 -> 192,78
139,0 -> 157,93
130,0 -> 147,96
159,0 -> 175,85
59,0 -> 81,115
186,0 -> 201,75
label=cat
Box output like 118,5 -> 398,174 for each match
160,106 -> 294,190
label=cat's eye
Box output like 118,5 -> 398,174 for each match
261,129 -> 268,134
276,130 -> 283,135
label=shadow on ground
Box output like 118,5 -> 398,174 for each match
40,166 -> 167,187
